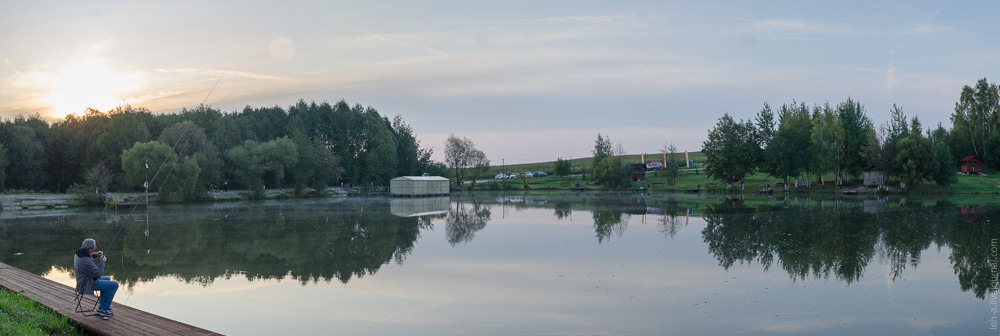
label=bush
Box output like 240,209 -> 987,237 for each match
66,184 -> 102,206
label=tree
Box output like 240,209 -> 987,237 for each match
226,140 -> 267,199
159,121 -> 220,194
262,137 -> 299,190
289,130 -> 342,193
468,150 -> 490,189
932,140 -> 957,187
593,142 -> 630,189
0,124 -> 48,190
703,113 -> 757,186
591,133 -> 614,173
0,143 -> 7,190
951,78 -> 1000,164
810,103 -> 842,185
768,102 -> 813,184
445,134 -> 486,186
392,115 -> 421,177
121,141 -> 200,202
663,143 -> 679,188
837,98 -> 875,181
753,103 -> 777,176
554,157 -> 571,177
893,132 -> 936,188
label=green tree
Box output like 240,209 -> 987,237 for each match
262,137 -> 299,190
591,133 -> 614,173
663,143 -> 679,188
554,157 -> 571,177
0,124 -> 48,190
121,141 -> 200,202
810,103 -> 842,185
159,121 -> 220,195
703,113 -> 757,186
951,78 -> 1000,164
226,140 -> 267,199
0,142 -> 7,190
768,102 -> 813,185
753,103 -> 777,177
289,131 -> 342,193
837,98 -> 874,181
392,115 -> 421,177
893,130 -> 936,189
445,134 -> 486,186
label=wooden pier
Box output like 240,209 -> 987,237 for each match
0,262 -> 220,336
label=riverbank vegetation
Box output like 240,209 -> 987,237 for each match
699,78 -> 998,192
0,100 -> 444,201
0,288 -> 90,336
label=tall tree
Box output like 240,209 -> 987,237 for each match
810,103 -> 842,185
591,133 -> 614,173
702,113 -> 757,185
837,98 -> 875,181
121,141 -> 200,202
951,78 -> 1000,164
663,143 -> 679,188
767,102 -> 812,184
445,134 -> 485,186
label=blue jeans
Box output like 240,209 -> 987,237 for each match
93,276 -> 119,310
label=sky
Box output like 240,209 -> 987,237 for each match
1,1 -> 998,164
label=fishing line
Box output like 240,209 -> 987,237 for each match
103,69 -> 228,254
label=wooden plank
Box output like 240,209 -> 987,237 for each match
0,262 -> 222,336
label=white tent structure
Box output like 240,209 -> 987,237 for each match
390,176 -> 449,196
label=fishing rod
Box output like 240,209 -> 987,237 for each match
103,69 -> 228,254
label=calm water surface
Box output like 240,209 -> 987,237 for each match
1,193 -> 997,335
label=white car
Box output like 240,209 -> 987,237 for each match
524,172 -> 534,178
508,173 -> 518,179
495,173 -> 508,180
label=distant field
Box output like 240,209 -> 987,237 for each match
463,152 -> 1000,195
486,152 -> 705,176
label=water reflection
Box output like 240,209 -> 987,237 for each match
0,194 -> 998,302
445,198 -> 491,245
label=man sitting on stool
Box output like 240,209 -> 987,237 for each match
74,238 -> 119,317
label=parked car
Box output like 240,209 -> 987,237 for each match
509,173 -> 518,179
535,171 -> 547,177
524,172 -> 534,178
495,173 -> 508,180
646,162 -> 664,170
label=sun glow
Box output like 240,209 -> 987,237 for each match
41,59 -> 140,117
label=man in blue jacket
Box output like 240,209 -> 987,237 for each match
74,238 -> 119,317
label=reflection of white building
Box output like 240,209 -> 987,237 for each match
391,197 -> 450,217
390,176 -> 449,196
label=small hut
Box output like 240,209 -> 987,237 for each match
863,165 -> 884,187
390,176 -> 449,196
960,156 -> 983,174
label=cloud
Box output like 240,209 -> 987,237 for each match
743,18 -> 959,38
528,14 -> 641,26
886,61 -> 898,90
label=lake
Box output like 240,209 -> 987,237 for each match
1,192 -> 997,335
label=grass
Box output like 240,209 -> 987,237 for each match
0,288 -> 90,336
463,156 -> 1000,195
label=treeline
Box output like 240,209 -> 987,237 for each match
702,78 -> 1000,188
0,100 -> 447,200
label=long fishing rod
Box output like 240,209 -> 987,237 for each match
103,69 -> 228,254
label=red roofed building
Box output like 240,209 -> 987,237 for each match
960,156 -> 983,174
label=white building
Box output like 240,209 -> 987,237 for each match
389,176 -> 450,196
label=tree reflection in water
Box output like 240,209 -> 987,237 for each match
445,198 -> 491,245
1,195 -> 998,300
701,197 -> 1000,299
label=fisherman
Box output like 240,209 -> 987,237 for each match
74,238 -> 119,317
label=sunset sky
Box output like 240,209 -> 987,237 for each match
1,1 -> 997,163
